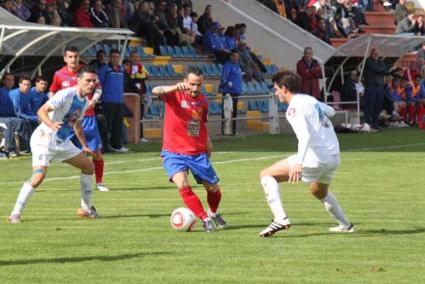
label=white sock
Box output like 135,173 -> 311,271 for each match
321,192 -> 350,227
80,174 -> 93,211
11,182 -> 34,216
260,176 -> 289,224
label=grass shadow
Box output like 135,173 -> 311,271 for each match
0,252 -> 169,266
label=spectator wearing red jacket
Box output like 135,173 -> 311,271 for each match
296,47 -> 322,99
73,0 -> 94,28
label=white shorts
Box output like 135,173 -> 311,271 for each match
30,128 -> 81,167
287,154 -> 340,184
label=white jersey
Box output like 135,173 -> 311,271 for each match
35,86 -> 88,141
286,94 -> 339,167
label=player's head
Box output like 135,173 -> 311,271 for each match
109,49 -> 121,67
77,66 -> 97,96
185,66 -> 203,97
272,71 -> 301,103
1,72 -> 15,89
18,75 -> 31,94
63,46 -> 80,70
35,75 -> 48,92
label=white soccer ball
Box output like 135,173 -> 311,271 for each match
170,207 -> 197,231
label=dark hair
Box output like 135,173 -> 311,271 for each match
2,72 -> 14,80
96,49 -> 105,57
187,66 -> 203,77
77,66 -> 97,78
230,49 -> 239,55
110,48 -> 120,56
35,75 -> 47,83
239,23 -> 247,28
272,71 -> 300,94
224,26 -> 235,37
190,11 -> 197,17
204,5 -> 212,12
19,75 -> 31,83
122,59 -> 131,64
64,46 -> 80,54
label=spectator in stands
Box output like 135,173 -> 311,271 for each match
129,51 -> 150,143
334,0 -> 360,38
189,11 -> 203,46
28,75 -> 48,115
1,0 -> 16,16
204,22 -> 230,64
9,76 -> 39,130
416,42 -> 425,73
106,0 -> 127,28
363,48 -> 387,131
314,0 -> 337,36
415,16 -> 425,36
237,40 -> 264,82
89,49 -> 106,70
57,0 -> 73,26
296,47 -> 322,99
50,10 -> 62,26
394,0 -> 409,25
128,1 -> 165,54
90,0 -> 109,28
181,3 -> 192,31
44,2 -> 58,25
238,23 -> 247,42
198,5 -> 213,35
165,3 -> 185,45
0,73 -> 32,156
220,49 -> 243,135
98,49 -> 127,152
73,0 -> 94,28
396,14 -> 417,34
12,0 -> 31,21
341,70 -> 360,103
313,18 -> 332,44
29,0 -> 46,23
224,26 -> 237,50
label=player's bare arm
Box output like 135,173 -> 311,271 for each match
206,135 -> 213,158
152,81 -> 191,96
73,121 -> 91,153
37,103 -> 62,131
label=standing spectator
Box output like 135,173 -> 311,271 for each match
363,48 -> 387,131
12,0 -> 31,21
297,47 -> 322,99
73,0 -> 94,28
9,76 -> 39,129
89,50 -> 107,70
197,5 -> 213,35
90,0 -> 109,28
220,50 -> 243,135
98,49 -> 127,152
394,0 -> 409,25
106,0 -> 127,28
29,75 -> 49,115
0,73 -> 32,156
129,51 -> 150,143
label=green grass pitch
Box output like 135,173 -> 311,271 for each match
0,128 -> 425,283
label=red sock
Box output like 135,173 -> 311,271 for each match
93,159 -> 104,184
399,106 -> 407,121
417,107 -> 425,122
179,187 -> 207,220
408,105 -> 416,123
207,190 -> 222,214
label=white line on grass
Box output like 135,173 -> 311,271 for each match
1,143 -> 424,186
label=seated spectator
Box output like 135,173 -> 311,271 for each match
57,0 -> 73,26
238,23 -> 247,41
90,0 -> 109,28
106,0 -> 127,28
405,74 -> 425,124
314,0 -> 338,36
29,0 -> 46,23
414,16 -> 425,36
73,0 -> 94,28
203,22 -> 230,64
50,10 -> 62,26
388,76 -> 410,126
44,2 -> 58,25
89,50 -> 107,70
396,14 -> 417,34
189,11 -> 203,46
9,76 -> 39,129
335,0 -> 360,38
0,73 -> 32,156
1,0 -> 16,16
313,18 -> 332,44
198,5 -> 213,35
394,0 -> 409,25
28,75 -> 48,115
297,47 -> 322,99
237,40 -> 264,82
224,26 -> 237,50
12,0 -> 31,21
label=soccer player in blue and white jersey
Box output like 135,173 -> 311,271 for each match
258,71 -> 354,237
8,66 -> 100,223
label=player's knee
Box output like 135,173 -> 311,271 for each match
82,162 -> 94,175
30,168 -> 46,188
259,169 -> 269,178
205,183 -> 220,192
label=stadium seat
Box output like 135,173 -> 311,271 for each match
248,100 -> 259,111
159,45 -> 169,56
166,64 -> 177,77
258,100 -> 269,113
188,46 -> 202,57
181,46 -> 192,57
166,46 -> 176,57
174,46 -> 186,57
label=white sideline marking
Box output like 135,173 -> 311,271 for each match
1,143 -> 424,185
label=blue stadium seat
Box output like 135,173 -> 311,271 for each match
157,65 -> 169,77
146,64 -> 160,77
242,82 -> 250,95
181,46 -> 191,57
258,100 -> 269,113
210,64 -> 221,76
248,100 -> 259,110
166,46 -> 176,57
174,46 -> 186,57
166,64 -> 177,77
159,45 -> 169,56
188,46 -> 201,57
278,102 -> 288,112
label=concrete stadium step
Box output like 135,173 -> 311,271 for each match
394,52 -> 417,69
360,25 -> 395,34
364,11 -> 395,26
330,38 -> 349,48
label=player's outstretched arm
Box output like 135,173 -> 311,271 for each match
152,81 -> 191,96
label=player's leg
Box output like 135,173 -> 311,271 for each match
93,150 -> 108,192
9,166 -> 48,223
64,152 -> 97,218
201,182 -> 227,229
258,158 -> 291,237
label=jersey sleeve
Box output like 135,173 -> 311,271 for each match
288,106 -> 311,165
47,90 -> 68,110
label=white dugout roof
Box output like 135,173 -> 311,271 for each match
0,8 -> 134,79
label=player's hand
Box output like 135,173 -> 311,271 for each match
49,121 -> 63,131
175,81 -> 191,91
82,145 -> 92,155
288,164 -> 302,184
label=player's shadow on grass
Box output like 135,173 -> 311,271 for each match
0,252 -> 169,267
107,186 -> 175,192
103,213 -> 171,219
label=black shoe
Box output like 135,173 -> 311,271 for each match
208,211 -> 227,229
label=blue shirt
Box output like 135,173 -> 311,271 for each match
203,30 -> 223,53
28,87 -> 48,114
98,64 -> 124,103
224,35 -> 236,50
221,60 -> 243,95
0,87 -> 15,117
9,88 -> 39,122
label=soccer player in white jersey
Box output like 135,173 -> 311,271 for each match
8,66 -> 100,223
258,71 -> 354,237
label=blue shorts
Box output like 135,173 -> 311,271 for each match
161,150 -> 219,185
71,116 -> 102,151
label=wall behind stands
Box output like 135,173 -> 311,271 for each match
411,0 -> 425,10
193,0 -> 336,70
